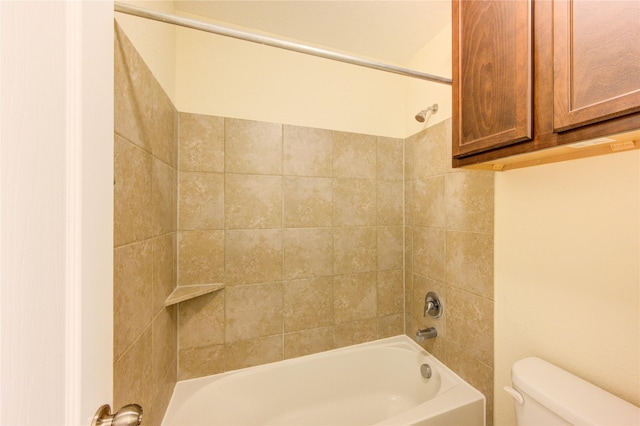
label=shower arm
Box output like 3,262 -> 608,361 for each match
113,1 -> 452,85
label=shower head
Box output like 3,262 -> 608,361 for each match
415,103 -> 439,122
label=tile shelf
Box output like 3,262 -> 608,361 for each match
164,283 -> 225,306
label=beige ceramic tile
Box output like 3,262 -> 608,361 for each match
407,275 -> 449,361
225,173 -> 282,229
334,318 -> 377,348
113,327 -> 153,415
333,227 -> 377,275
334,272 -> 377,323
446,340 -> 494,425
404,226 -> 413,273
151,306 -> 176,389
114,241 -> 153,361
114,24 -> 150,153
333,131 -> 376,179
177,230 -> 224,286
333,178 -> 376,226
114,24 -> 176,167
411,275 -> 446,360
404,267 -> 414,318
445,170 -> 494,233
152,157 -> 176,236
284,327 -> 335,359
283,176 -> 332,228
283,125 -> 332,177
178,291 -> 225,350
404,317 -> 416,341
178,171 -> 224,230
225,229 -> 282,285
225,282 -> 283,342
377,181 -> 403,226
377,270 -> 403,316
407,315 -> 446,360
152,234 -> 176,316
115,23 -> 178,422
377,137 -> 403,181
446,230 -> 494,297
283,277 -> 333,332
148,83 -> 176,169
178,344 -> 225,380
411,274 -> 446,337
225,335 -> 283,371
377,314 -> 404,338
413,176 -> 445,228
413,120 -> 448,179
283,228 -> 333,280
404,179 -> 414,227
412,226 -> 445,282
225,118 -> 282,175
404,135 -> 415,182
114,135 -> 152,247
377,226 -> 403,271
147,359 -> 176,426
447,286 -> 494,366
178,112 -> 224,173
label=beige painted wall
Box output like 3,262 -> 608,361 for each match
115,3 -> 450,139
494,150 -> 640,425
404,22 -> 452,137
173,11 -> 407,138
173,13 -> 451,139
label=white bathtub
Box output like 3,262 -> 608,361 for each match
162,335 -> 485,426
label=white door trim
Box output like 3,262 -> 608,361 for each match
65,1 -> 84,422
0,2 -> 114,424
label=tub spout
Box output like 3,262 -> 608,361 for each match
415,327 -> 437,343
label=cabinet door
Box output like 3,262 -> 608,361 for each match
453,0 -> 532,158
553,0 -> 640,132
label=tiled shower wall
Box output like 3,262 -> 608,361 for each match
404,120 -> 495,425
113,23 -> 177,425
176,114 -> 405,379
114,22 -> 495,426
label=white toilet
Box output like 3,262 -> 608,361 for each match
505,357 -> 640,425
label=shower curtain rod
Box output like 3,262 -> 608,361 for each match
113,2 -> 452,85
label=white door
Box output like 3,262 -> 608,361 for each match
0,1 -> 114,424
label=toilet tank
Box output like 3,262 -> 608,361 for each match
509,357 -> 640,425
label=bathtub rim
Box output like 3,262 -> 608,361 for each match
163,334 -> 485,425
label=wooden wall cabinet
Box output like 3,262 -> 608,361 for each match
453,0 -> 640,170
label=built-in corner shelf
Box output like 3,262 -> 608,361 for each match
164,283 -> 225,306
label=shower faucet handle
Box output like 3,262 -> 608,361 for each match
424,291 -> 443,319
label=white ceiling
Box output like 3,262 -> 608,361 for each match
174,1 -> 451,65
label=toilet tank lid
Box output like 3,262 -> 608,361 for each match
512,357 -> 640,426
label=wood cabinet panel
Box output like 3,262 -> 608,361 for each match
452,0 -> 532,157
553,0 -> 640,131
453,0 -> 640,169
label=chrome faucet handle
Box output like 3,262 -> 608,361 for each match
424,291 -> 443,319
424,300 -> 434,317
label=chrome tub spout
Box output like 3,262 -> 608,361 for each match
416,327 -> 438,343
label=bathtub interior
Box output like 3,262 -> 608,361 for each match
163,336 -> 485,426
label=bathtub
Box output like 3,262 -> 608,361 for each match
162,335 -> 485,426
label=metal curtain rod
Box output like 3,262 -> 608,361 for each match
113,2 -> 452,85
